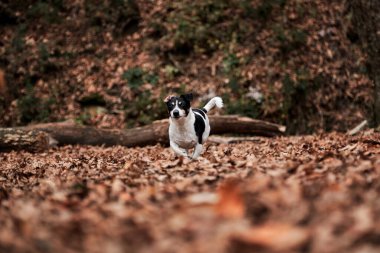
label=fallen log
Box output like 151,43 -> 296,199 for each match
0,116 -> 285,151
209,115 -> 286,136
0,128 -> 51,152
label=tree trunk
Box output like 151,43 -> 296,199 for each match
0,116 -> 285,152
0,129 -> 50,152
348,0 -> 380,126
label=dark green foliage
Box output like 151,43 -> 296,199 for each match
282,70 -> 313,116
38,43 -> 60,74
149,0 -> 256,54
75,112 -> 92,125
17,83 -> 54,124
223,95 -> 261,119
145,73 -> 159,85
222,53 -> 245,96
256,0 -> 287,20
273,26 -> 308,55
221,51 -> 262,119
281,74 -> 298,115
122,67 -> 145,90
122,67 -> 159,90
38,43 -> 49,62
281,71 -> 325,133
223,53 -> 240,74
84,0 -> 140,36
79,93 -> 106,107
124,91 -> 167,127
11,24 -> 27,51
26,0 -> 64,24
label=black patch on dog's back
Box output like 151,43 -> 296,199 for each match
193,108 -> 206,119
194,113 -> 206,144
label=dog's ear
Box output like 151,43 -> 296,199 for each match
164,95 -> 174,103
181,93 -> 193,102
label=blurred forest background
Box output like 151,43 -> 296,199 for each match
0,0 -> 375,134
2,2 -> 380,253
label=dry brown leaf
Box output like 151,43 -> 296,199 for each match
215,179 -> 245,219
233,223 -> 310,251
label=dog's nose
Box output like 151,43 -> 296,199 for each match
173,110 -> 179,117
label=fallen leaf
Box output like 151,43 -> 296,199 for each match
215,179 -> 245,219
232,223 -> 310,251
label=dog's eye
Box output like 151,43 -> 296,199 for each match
171,102 -> 175,105
178,102 -> 182,105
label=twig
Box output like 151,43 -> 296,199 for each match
347,120 -> 368,136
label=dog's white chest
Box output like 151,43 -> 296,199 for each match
169,124 -> 197,149
176,135 -> 197,149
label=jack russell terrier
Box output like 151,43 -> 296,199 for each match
164,93 -> 223,159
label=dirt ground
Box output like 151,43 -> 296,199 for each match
1,131 -> 380,253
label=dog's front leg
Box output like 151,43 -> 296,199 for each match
191,144 -> 203,160
170,141 -> 188,158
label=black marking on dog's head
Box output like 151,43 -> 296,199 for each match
165,96 -> 176,112
179,93 -> 192,115
165,93 -> 193,119
180,93 -> 193,102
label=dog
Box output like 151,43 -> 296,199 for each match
164,93 -> 223,159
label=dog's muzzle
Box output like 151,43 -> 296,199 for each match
172,110 -> 180,118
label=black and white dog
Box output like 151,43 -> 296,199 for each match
165,93 -> 223,159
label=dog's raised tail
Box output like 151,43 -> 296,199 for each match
203,97 -> 223,113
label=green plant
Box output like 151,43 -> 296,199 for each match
281,74 -> 296,116
84,0 -> 140,36
122,67 -> 144,90
255,0 -> 287,20
145,73 -> 159,85
18,82 -> 54,124
148,0 -> 259,55
75,112 -> 91,125
26,0 -> 64,24
124,91 -> 167,127
163,65 -> 180,80
273,26 -> 308,55
222,53 -> 240,74
11,24 -> 27,51
37,43 -> 59,74
281,70 -> 321,120
222,53 -> 245,95
122,67 -> 159,90
223,95 -> 261,119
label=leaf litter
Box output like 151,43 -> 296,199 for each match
1,132 -> 380,253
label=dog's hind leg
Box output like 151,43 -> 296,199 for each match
170,141 -> 188,158
191,144 -> 203,160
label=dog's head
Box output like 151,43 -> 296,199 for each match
164,93 -> 193,119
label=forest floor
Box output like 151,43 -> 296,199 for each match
1,131 -> 380,253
